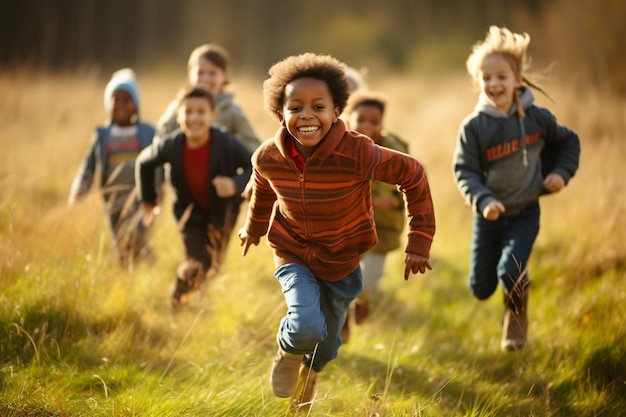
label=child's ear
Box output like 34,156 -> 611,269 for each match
277,111 -> 285,125
333,107 -> 340,123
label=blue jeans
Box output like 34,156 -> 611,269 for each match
274,263 -> 363,373
468,203 -> 540,299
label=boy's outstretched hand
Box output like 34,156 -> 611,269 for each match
404,253 -> 432,280
238,227 -> 260,256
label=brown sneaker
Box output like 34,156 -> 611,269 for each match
171,260 -> 205,310
501,286 -> 529,351
171,280 -> 189,310
290,365 -> 318,413
270,346 -> 304,397
171,276 -> 195,310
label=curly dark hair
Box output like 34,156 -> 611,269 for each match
263,52 -> 350,121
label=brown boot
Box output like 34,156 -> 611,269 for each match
270,346 -> 304,397
171,260 -> 204,310
501,283 -> 529,351
290,365 -> 318,413
171,277 -> 194,310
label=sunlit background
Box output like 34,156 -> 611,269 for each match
1,0 -> 624,93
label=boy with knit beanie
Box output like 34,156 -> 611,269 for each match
69,68 -> 158,269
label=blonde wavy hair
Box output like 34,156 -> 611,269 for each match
466,26 -> 530,81
466,26 -> 549,112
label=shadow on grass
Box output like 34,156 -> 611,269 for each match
0,298 -> 172,370
547,341 -> 626,416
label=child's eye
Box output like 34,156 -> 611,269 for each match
288,106 -> 301,112
314,104 -> 325,110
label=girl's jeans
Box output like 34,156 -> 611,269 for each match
469,203 -> 540,299
274,263 -> 362,373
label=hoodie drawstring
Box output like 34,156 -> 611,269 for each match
514,89 -> 528,166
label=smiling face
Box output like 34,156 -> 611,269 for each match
111,90 -> 136,127
176,96 -> 215,147
348,103 -> 383,143
278,77 -> 340,157
188,57 -> 228,98
478,53 -> 522,114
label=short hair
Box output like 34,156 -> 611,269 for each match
176,86 -> 216,110
187,43 -> 231,86
344,92 -> 386,118
188,43 -> 230,71
263,52 -> 350,120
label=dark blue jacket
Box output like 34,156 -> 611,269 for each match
69,122 -> 156,199
453,87 -> 580,217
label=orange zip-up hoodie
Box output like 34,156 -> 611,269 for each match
244,120 -> 435,282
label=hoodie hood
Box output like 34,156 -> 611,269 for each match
215,91 -> 234,113
474,86 -> 535,118
104,68 -> 140,119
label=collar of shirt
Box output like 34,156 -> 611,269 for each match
285,135 -> 305,173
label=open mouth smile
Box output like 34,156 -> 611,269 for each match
298,126 -> 320,134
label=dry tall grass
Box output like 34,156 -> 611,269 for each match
1,68 -> 624,416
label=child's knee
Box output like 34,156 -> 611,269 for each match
469,283 -> 497,300
287,320 -> 326,350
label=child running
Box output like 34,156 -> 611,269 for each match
238,53 -> 436,412
69,68 -> 157,269
154,43 -> 261,152
341,92 -> 410,342
453,26 -> 580,351
136,87 -> 252,309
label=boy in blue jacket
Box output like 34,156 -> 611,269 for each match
69,68 -> 157,269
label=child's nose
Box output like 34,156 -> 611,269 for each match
300,108 -> 314,118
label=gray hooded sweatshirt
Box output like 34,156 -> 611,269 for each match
154,91 -> 261,152
453,87 -> 580,217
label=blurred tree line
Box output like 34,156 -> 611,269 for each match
0,0 -> 623,93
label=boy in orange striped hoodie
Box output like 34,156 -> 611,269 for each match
238,53 -> 435,412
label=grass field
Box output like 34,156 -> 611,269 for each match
0,69 -> 625,416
